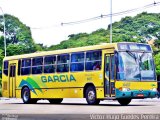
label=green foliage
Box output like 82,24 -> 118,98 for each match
0,77 -> 1,86
0,88 -> 1,97
0,14 -> 40,56
47,12 -> 160,76
1,12 -> 160,78
0,77 -> 1,97
154,53 -> 160,75
0,14 -> 44,96
0,14 -> 44,63
48,12 -> 160,51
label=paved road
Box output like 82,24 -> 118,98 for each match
0,98 -> 160,120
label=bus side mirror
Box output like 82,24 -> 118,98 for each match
114,50 -> 118,54
114,50 -> 118,61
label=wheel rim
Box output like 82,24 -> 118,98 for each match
88,91 -> 95,101
23,90 -> 29,102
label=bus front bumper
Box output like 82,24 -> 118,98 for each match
115,89 -> 158,99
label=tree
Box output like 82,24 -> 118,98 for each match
154,53 -> 160,75
0,14 -> 43,56
0,14 -> 44,94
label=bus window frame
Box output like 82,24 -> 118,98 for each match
21,58 -> 32,75
85,50 -> 102,71
57,54 -> 70,73
44,55 -> 56,74
12,50 -> 103,75
32,56 -> 44,75
3,61 -> 9,76
70,52 -> 85,72
18,59 -> 21,76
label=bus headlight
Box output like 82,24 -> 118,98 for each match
122,88 -> 130,92
151,88 -> 157,92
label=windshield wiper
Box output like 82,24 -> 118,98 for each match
126,50 -> 137,62
139,51 -> 146,61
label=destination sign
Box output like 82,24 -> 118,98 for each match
118,43 -> 152,51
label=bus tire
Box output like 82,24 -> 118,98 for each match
85,86 -> 100,105
117,98 -> 131,106
48,99 -> 63,104
22,87 -> 35,104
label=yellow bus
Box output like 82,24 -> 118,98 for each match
2,42 -> 158,105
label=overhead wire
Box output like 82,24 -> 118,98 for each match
30,1 -> 160,29
107,1 -> 160,17
61,15 -> 104,26
62,1 -> 160,25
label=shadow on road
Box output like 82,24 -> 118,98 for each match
60,103 -> 153,106
8,102 -> 153,107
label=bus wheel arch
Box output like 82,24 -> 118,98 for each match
83,83 -> 100,105
21,86 -> 29,98
117,98 -> 132,106
21,86 -> 37,104
83,83 -> 95,98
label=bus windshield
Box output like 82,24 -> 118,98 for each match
117,51 -> 156,81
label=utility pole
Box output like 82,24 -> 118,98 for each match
110,0 -> 112,43
0,7 -> 6,57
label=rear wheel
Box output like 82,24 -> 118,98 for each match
22,87 -> 37,104
117,98 -> 131,106
85,86 -> 100,105
49,99 -> 63,104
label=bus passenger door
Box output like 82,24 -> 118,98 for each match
9,64 -> 16,98
105,54 -> 115,97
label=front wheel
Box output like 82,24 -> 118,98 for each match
117,98 -> 131,106
49,99 -> 63,104
85,86 -> 100,105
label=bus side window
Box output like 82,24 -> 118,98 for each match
21,58 -> 31,75
18,60 -> 21,75
70,52 -> 84,72
57,54 -> 69,73
3,61 -> 8,76
110,55 -> 115,79
85,50 -> 102,71
44,56 -> 56,73
32,57 -> 43,74
105,56 -> 109,76
9,66 -> 16,77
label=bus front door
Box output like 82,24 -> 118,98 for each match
105,54 -> 115,97
9,64 -> 16,98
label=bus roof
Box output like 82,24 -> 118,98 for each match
3,43 -> 117,61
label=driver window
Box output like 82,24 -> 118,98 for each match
105,56 -> 110,76
110,55 -> 115,79
105,55 -> 115,79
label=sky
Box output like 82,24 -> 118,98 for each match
0,0 -> 160,46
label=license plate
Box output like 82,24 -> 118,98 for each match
137,94 -> 144,97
